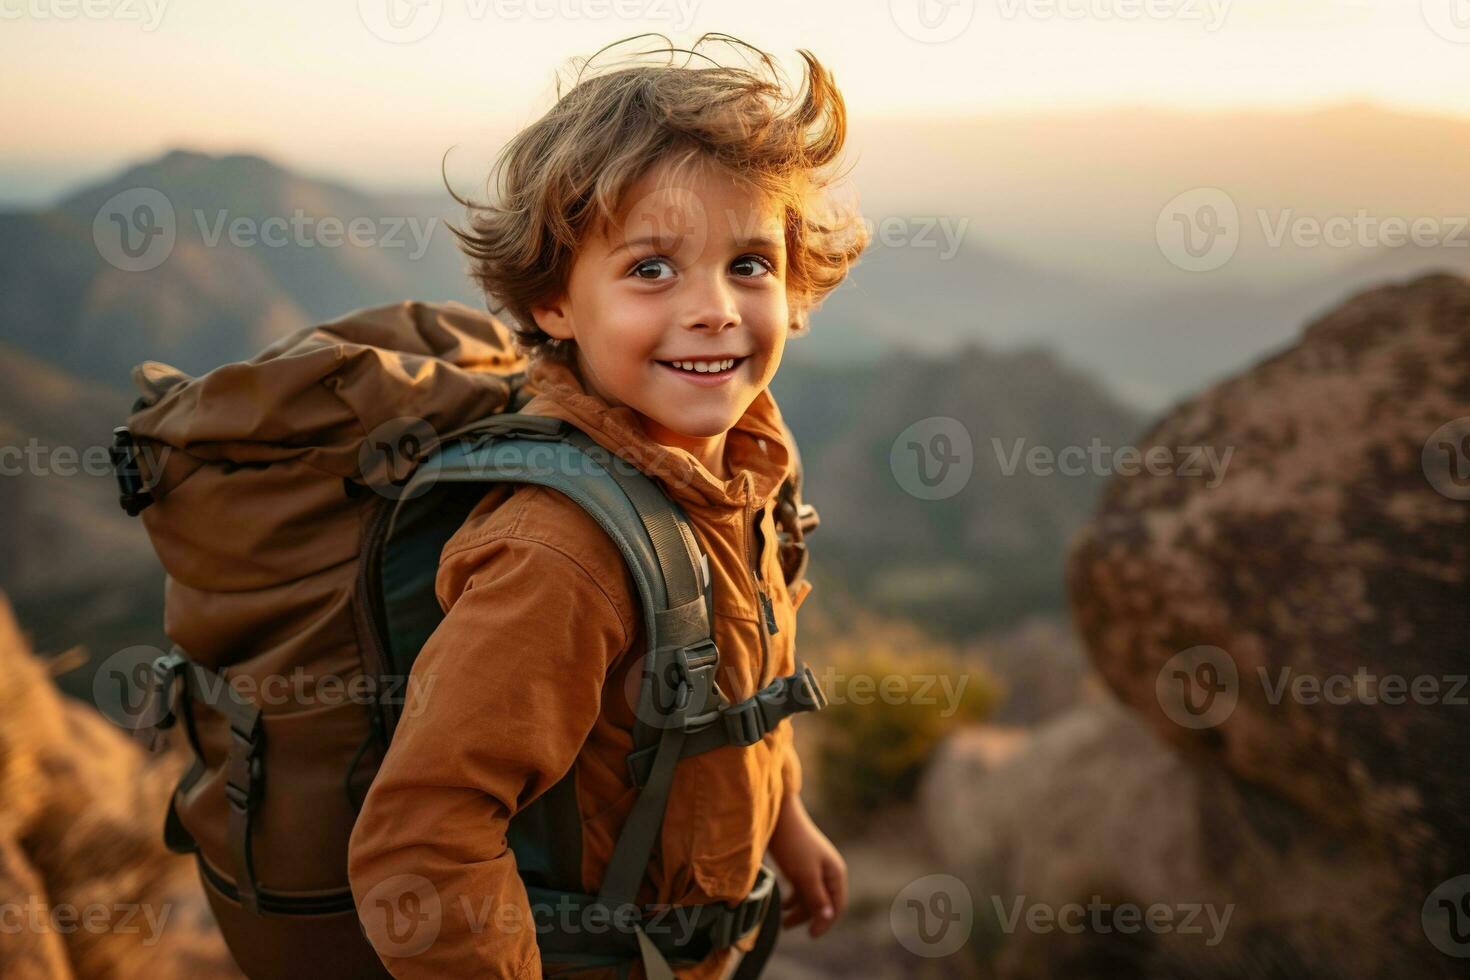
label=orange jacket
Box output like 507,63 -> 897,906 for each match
347,354 -> 813,979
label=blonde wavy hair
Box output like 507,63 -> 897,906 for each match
447,32 -> 870,363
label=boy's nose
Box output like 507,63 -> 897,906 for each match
682,272 -> 741,333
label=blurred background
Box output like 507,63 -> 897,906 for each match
3,1 -> 1469,977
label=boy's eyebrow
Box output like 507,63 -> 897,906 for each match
734,234 -> 784,250
608,233 -> 785,255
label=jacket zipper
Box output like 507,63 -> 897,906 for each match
744,474 -> 778,687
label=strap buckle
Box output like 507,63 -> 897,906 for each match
710,865 -> 776,950
795,663 -> 828,713
109,426 -> 156,516
663,639 -> 720,731
721,695 -> 767,747
131,648 -> 189,752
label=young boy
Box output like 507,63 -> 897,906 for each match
347,35 -> 869,978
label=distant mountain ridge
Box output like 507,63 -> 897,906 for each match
0,149 -> 1147,659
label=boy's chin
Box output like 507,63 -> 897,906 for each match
637,408 -> 739,442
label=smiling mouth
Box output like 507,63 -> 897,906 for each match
654,355 -> 749,375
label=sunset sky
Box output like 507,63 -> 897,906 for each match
4,0 -> 1469,200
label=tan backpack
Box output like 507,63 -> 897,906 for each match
109,301 -> 825,979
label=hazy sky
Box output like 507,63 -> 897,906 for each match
4,0 -> 1469,198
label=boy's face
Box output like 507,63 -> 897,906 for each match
531,159 -> 789,461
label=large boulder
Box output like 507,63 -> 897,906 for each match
920,273 -> 1470,978
1069,272 -> 1470,881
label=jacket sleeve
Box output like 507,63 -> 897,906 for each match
778,578 -> 812,797
778,724 -> 803,797
347,528 -> 632,979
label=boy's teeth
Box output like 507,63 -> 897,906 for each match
668,358 -> 736,373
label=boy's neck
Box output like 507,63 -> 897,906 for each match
638,417 -> 732,481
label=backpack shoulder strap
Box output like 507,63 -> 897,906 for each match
376,415 -> 719,892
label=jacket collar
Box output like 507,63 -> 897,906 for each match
518,355 -> 793,513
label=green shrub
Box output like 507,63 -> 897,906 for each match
810,617 -> 999,818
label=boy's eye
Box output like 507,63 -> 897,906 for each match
630,257 -> 676,280
732,254 -> 777,278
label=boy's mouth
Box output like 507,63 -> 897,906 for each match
653,355 -> 749,386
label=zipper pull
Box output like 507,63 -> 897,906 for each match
759,587 -> 778,635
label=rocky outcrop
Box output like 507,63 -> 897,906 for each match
0,594 -> 240,979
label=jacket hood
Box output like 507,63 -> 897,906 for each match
518,355 -> 793,513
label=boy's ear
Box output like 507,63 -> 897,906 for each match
530,294 -> 574,342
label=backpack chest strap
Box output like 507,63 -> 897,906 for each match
624,663 -> 828,787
